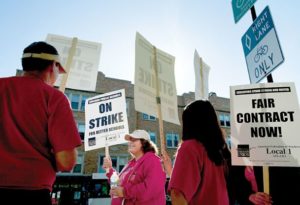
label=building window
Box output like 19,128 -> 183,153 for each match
73,154 -> 84,173
78,122 -> 85,140
118,156 -> 128,172
98,155 -> 129,173
80,96 -> 87,111
64,93 -> 70,99
69,152 -> 84,174
65,92 -> 90,111
226,136 -> 231,149
71,94 -> 80,110
166,133 -> 179,148
225,115 -> 230,127
142,113 -> 156,121
220,114 -> 230,127
148,131 -> 156,144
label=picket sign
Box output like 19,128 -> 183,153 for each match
153,46 -> 166,154
58,37 -> 78,93
105,144 -> 110,173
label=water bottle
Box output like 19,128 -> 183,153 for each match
110,171 -> 119,198
110,171 -> 119,187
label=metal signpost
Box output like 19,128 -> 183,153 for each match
242,6 -> 284,84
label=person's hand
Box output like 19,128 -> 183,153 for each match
110,186 -> 124,198
102,156 -> 112,171
249,192 -> 272,205
161,150 -> 173,176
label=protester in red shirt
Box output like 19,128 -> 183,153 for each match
0,41 -> 82,205
103,130 -> 166,205
167,100 -> 231,205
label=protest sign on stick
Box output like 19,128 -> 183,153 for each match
84,89 -> 129,152
46,34 -> 101,91
134,32 -> 180,153
58,37 -> 77,93
194,50 -> 210,100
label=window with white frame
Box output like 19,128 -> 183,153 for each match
71,94 -> 80,110
98,155 -> 129,173
69,152 -> 84,174
118,156 -> 128,172
64,93 -> 70,99
219,114 -> 230,127
77,122 -> 85,140
65,93 -> 89,111
80,95 -> 87,111
166,133 -> 179,148
142,113 -> 156,121
148,131 -> 156,144
78,122 -> 85,133
225,115 -> 230,127
226,136 -> 231,149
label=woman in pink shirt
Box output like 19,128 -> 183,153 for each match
168,100 -> 231,205
103,130 -> 166,205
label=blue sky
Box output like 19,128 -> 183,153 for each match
1,0 -> 299,99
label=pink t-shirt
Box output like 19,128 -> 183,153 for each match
0,76 -> 82,191
169,139 -> 229,205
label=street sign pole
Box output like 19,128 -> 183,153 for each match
250,5 -> 271,195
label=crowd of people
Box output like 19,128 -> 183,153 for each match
1,41 -> 299,205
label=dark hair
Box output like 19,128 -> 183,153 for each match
22,41 -> 58,72
140,139 -> 158,155
182,100 -> 230,165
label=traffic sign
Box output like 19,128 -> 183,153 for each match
241,6 -> 284,84
232,0 -> 257,23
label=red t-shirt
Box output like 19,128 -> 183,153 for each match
168,139 -> 229,205
0,76 -> 82,191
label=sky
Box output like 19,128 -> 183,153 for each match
1,0 -> 299,99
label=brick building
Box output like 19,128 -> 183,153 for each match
16,70 -> 231,204
51,71 -> 231,176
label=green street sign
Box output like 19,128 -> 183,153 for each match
232,0 -> 257,23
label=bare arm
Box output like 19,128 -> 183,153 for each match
171,189 -> 188,205
55,148 -> 78,171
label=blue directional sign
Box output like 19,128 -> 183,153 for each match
241,6 -> 284,83
232,0 -> 257,23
